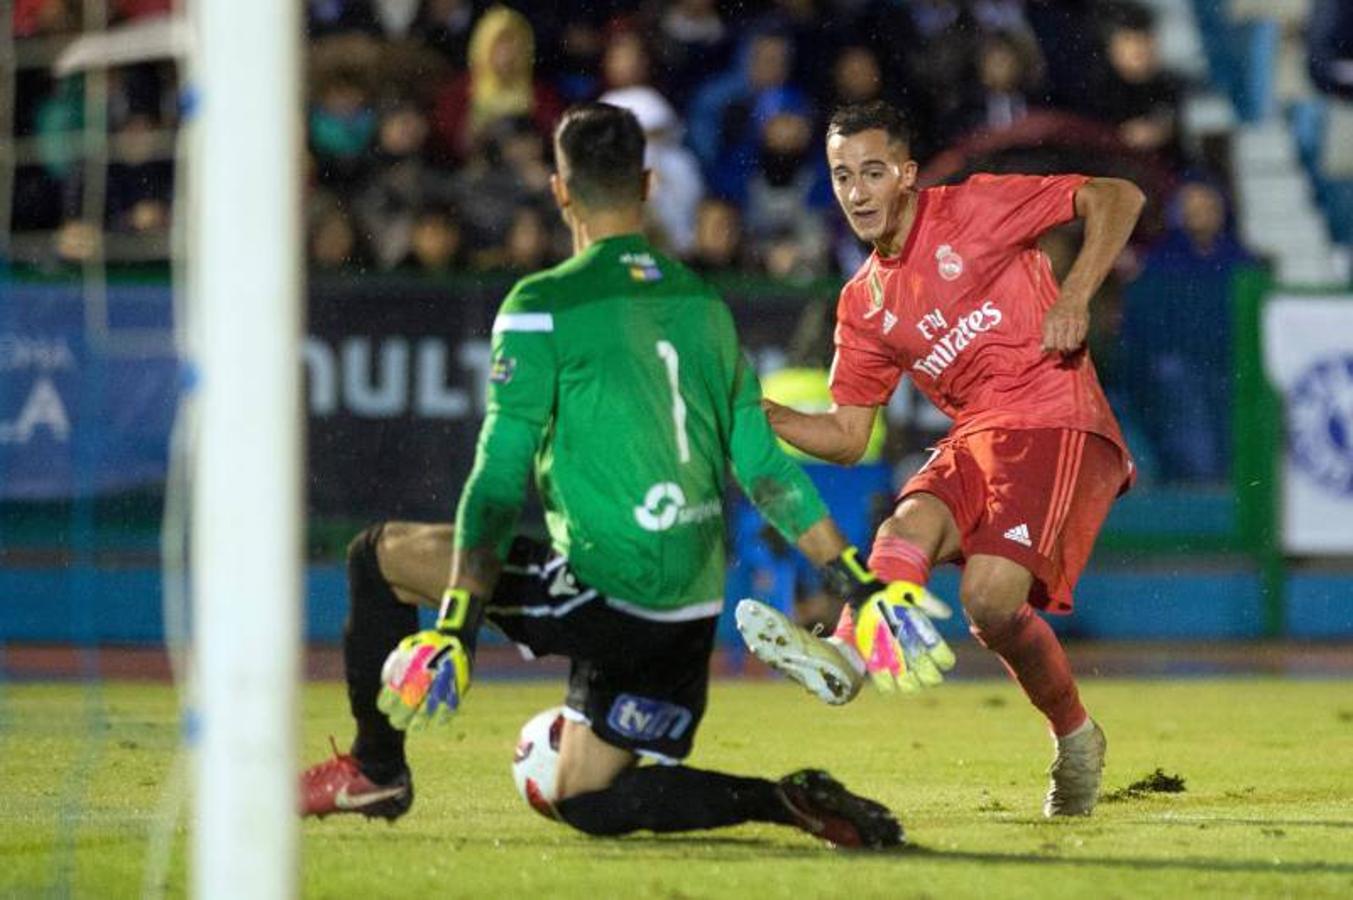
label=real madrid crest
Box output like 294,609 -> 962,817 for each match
936,244 -> 963,281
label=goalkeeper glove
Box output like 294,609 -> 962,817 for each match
376,588 -> 481,732
821,547 -> 956,693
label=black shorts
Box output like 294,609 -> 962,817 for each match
486,536 -> 716,763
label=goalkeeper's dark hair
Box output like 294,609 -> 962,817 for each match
826,100 -> 913,153
554,102 -> 646,209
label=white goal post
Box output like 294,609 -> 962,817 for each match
188,0 -> 303,896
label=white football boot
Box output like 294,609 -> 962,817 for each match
735,599 -> 865,705
1044,719 -> 1107,817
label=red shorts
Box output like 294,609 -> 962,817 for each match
900,428 -> 1132,613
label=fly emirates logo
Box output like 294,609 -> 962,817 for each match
910,301 -> 1004,380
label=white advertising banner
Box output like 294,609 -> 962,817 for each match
1263,294 -> 1353,554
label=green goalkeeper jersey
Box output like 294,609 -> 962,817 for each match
455,233 -> 828,618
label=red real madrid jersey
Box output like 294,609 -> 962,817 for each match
829,173 -> 1127,453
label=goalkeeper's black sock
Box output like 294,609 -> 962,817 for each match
343,523 -> 417,784
554,766 -> 795,836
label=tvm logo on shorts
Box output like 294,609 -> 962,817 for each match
606,695 -> 692,742
1288,354 -> 1353,495
633,482 -> 721,532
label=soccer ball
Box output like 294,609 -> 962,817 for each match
512,706 -> 565,819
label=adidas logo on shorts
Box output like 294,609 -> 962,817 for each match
1003,523 -> 1032,547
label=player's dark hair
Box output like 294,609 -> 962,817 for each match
826,101 -> 913,153
554,103 -> 646,209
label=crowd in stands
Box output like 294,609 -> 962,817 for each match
17,0 -> 1347,482
15,0 -> 1237,278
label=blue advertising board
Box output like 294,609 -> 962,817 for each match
0,283 -> 178,500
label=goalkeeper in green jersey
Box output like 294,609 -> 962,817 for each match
300,104 -> 950,847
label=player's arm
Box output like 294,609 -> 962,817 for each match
729,351 -> 834,544
379,291 -> 556,731
772,299 -> 900,464
761,398 -> 878,466
1042,177 -> 1146,353
448,299 -> 557,601
445,411 -> 541,599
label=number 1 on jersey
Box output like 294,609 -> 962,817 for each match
656,340 -> 691,464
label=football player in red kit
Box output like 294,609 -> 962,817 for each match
737,100 -> 1145,817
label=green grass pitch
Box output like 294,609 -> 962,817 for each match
3,677 -> 1352,897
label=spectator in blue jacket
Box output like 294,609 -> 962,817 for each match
1123,178 -> 1256,482
686,29 -> 805,205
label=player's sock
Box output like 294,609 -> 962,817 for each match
344,524 -> 418,783
970,604 -> 1087,737
868,535 -> 931,586
554,766 -> 794,836
1060,717 -> 1095,740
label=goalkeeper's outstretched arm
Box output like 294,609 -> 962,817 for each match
726,352 -> 876,572
727,351 -> 831,545
725,354 -> 955,693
